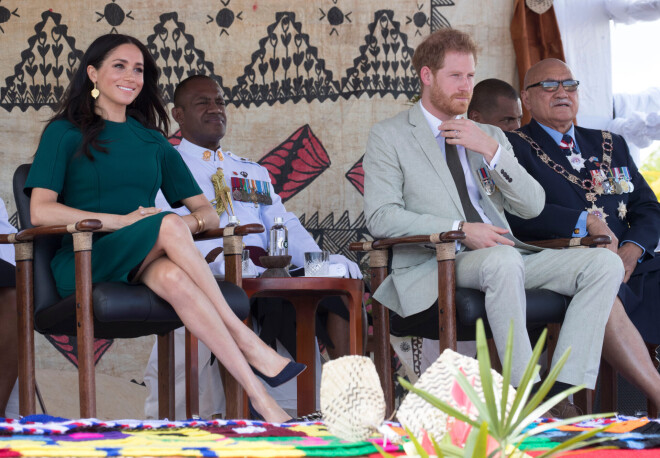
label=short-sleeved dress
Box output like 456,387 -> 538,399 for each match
24,117 -> 202,298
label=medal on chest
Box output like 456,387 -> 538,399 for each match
617,201 -> 627,220
586,203 -> 609,222
477,167 -> 496,195
566,150 -> 586,172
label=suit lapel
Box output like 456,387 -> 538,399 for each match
408,105 -> 465,217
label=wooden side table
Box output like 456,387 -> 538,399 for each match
242,277 -> 364,415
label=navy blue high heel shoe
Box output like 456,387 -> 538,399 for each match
251,361 -> 306,387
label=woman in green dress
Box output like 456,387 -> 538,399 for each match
25,34 -> 302,423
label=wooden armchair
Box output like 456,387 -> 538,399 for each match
350,231 -> 612,417
11,163 -> 263,419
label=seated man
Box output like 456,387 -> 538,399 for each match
502,60 -> 660,408
467,78 -> 523,131
144,75 -> 362,419
0,198 -> 18,418
364,28 -> 624,417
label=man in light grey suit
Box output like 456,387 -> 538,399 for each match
363,29 -> 624,413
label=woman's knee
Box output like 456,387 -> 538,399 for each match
159,213 -> 193,245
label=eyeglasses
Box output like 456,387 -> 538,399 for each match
525,79 -> 580,92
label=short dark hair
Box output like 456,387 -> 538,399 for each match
468,78 -> 519,116
412,28 -> 478,78
173,74 -> 219,107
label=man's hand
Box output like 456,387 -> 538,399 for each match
328,254 -> 363,279
440,118 -> 499,163
586,213 -> 618,253
462,222 -> 514,250
618,242 -> 643,283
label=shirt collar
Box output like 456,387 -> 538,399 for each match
537,121 -> 576,146
419,100 -> 461,137
177,138 -> 224,162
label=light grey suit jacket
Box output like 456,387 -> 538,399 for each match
363,103 -> 546,317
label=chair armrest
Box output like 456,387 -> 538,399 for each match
349,230 -> 465,252
193,223 -> 264,241
525,235 -> 611,249
12,219 -> 102,242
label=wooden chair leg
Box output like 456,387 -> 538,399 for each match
573,388 -> 594,414
15,253 -> 36,416
598,359 -> 617,413
73,235 -> 96,418
487,339 -> 502,373
220,365 -> 245,419
157,332 -> 175,419
372,300 -> 394,417
185,329 -> 199,418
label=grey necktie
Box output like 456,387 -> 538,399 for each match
445,141 -> 483,223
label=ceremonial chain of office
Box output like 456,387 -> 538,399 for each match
513,130 -> 613,204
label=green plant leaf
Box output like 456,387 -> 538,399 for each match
503,328 -> 547,430
371,442 -> 398,458
520,347 -> 573,419
499,322 -> 514,425
403,425 -> 430,458
474,320 -> 500,437
534,424 -> 614,457
451,369 -> 496,427
398,377 -> 480,428
512,411 -> 615,444
471,421 -> 490,458
431,434 -> 446,458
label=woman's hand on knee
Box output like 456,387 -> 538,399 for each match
122,206 -> 162,227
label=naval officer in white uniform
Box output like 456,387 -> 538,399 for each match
144,75 -> 362,419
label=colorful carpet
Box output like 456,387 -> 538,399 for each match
1,415 -> 660,457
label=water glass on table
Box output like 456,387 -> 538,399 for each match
304,251 -> 330,276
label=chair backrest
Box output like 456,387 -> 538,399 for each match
13,163 -> 64,316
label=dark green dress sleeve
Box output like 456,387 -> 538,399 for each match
160,141 -> 203,208
24,120 -> 81,196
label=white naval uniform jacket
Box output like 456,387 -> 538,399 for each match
0,198 -> 17,266
154,138 -> 322,274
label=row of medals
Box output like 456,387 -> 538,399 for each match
588,169 -> 634,201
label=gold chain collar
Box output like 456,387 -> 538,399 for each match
513,130 -> 613,202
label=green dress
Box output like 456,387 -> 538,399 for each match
25,117 -> 202,298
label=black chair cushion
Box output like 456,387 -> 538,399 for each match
455,288 -> 569,341
35,280 -> 250,339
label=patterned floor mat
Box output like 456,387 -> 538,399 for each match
1,415 -> 660,457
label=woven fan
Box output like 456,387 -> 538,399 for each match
320,355 -> 386,441
526,0 -> 553,14
397,348 -> 517,443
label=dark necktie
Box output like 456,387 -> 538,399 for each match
445,141 -> 483,223
560,134 -> 574,151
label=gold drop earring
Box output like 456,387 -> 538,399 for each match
91,82 -> 99,99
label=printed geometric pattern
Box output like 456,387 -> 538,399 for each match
1,6 -> 450,111
258,124 -> 331,202
231,12 -> 340,107
44,335 -> 114,368
146,12 -> 226,104
340,10 -> 419,99
430,0 -> 455,31
346,155 -> 365,195
0,10 -> 83,111
299,211 -> 370,263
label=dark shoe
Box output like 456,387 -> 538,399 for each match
545,398 -> 583,419
248,400 -> 264,421
251,361 -> 306,387
288,410 -> 323,423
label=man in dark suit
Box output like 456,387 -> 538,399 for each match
504,59 -> 660,409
